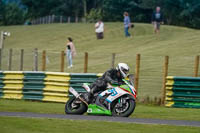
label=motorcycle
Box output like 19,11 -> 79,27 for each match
65,79 -> 137,117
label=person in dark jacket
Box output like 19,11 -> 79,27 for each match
82,63 -> 130,103
152,6 -> 164,34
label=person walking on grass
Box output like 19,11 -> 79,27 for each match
66,37 -> 76,68
95,20 -> 104,39
152,6 -> 164,34
124,12 -> 131,37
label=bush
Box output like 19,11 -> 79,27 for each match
3,3 -> 26,25
86,8 -> 102,23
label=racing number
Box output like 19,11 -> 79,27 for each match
108,88 -> 118,96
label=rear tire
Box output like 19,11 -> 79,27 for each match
112,99 -> 136,117
65,96 -> 87,115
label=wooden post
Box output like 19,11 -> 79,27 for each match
75,16 -> 78,23
42,17 -> 45,24
60,16 -> 63,23
84,52 -> 88,73
42,50 -> 46,71
0,31 -> 4,49
68,17 -> 71,23
111,53 -> 116,68
134,54 -> 141,95
0,49 -> 2,70
48,15 -> 50,24
161,56 -> 169,105
60,51 -> 65,72
20,49 -> 24,71
194,55 -> 199,77
52,15 -> 55,23
34,48 -> 38,71
8,48 -> 12,70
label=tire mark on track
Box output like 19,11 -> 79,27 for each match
0,112 -> 199,127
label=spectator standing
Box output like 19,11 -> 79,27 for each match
66,37 -> 76,68
124,12 -> 131,37
152,6 -> 164,34
95,20 -> 104,39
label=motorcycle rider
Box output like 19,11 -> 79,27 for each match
82,63 -> 130,103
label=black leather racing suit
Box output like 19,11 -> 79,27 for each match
89,68 -> 124,94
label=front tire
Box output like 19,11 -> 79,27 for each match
112,98 -> 136,117
65,96 -> 87,115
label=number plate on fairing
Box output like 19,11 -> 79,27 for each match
100,87 -> 127,103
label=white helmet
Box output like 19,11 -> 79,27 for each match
116,63 -> 129,78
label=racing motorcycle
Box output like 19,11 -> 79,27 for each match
65,79 -> 137,117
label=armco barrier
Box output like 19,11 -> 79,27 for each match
0,71 -> 102,103
165,76 -> 200,108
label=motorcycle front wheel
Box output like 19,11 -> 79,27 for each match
65,96 -> 87,115
112,98 -> 136,117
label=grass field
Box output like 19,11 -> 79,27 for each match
0,116 -> 200,133
1,99 -> 200,121
1,23 -> 200,99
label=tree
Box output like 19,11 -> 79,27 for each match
2,3 -> 25,25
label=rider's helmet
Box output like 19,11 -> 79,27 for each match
116,63 -> 129,78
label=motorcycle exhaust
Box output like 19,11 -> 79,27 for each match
69,87 -> 80,98
69,87 -> 88,106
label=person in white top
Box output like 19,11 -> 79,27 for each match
95,20 -> 104,39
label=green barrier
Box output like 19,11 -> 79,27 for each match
0,71 -> 102,103
165,76 -> 200,108
0,71 -> 4,98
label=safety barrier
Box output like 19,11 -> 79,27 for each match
0,71 -> 102,103
165,76 -> 200,108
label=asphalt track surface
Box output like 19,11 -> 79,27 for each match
0,112 -> 200,127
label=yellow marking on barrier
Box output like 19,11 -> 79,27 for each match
165,97 -> 172,101
43,92 -> 68,97
166,91 -> 173,96
3,84 -> 23,90
166,76 -> 174,79
45,75 -> 70,82
166,79 -> 174,85
42,96 -> 69,103
165,101 -> 174,107
43,85 -> 69,92
97,73 -> 103,77
3,72 -> 24,80
166,86 -> 173,90
44,82 -> 69,87
3,90 -> 23,99
45,72 -> 70,76
3,71 -> 23,74
3,80 -> 23,84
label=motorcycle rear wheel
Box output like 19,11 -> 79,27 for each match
65,96 -> 87,115
112,99 -> 136,117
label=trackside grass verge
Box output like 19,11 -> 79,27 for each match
0,99 -> 200,121
0,116 -> 199,133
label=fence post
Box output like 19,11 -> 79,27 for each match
34,48 -> 38,71
0,31 -> 4,49
194,55 -> 199,77
84,52 -> 88,73
134,54 -> 141,95
111,53 -> 116,68
60,51 -> 65,72
68,17 -> 71,23
42,17 -> 45,24
42,50 -> 46,71
161,56 -> 169,105
8,48 -> 12,70
75,16 -> 78,23
60,16 -> 63,23
0,49 -> 2,70
20,49 -> 24,71
52,15 -> 55,23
